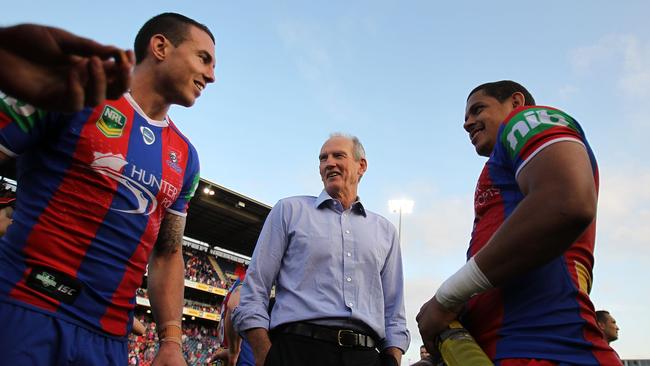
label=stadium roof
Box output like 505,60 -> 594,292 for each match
185,177 -> 271,257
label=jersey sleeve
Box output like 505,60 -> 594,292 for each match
498,106 -> 586,177
166,143 -> 200,216
0,91 -> 53,157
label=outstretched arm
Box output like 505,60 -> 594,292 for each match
0,24 -> 133,112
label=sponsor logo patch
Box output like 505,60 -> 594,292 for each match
26,266 -> 83,304
96,105 -> 127,138
503,108 -> 572,155
88,152 -> 179,215
140,126 -> 155,145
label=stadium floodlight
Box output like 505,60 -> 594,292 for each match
388,199 -> 414,245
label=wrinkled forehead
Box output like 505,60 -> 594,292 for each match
320,136 -> 353,154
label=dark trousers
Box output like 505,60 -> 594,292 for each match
264,332 -> 398,366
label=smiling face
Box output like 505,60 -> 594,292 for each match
464,90 -> 519,157
318,136 -> 367,204
158,25 -> 215,107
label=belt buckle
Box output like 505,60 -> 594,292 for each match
337,329 -> 357,347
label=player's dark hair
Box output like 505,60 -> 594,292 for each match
595,310 -> 610,324
134,13 -> 214,64
468,80 -> 536,106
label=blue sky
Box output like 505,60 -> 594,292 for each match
4,0 -> 650,361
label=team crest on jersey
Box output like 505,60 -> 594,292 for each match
167,149 -> 183,174
96,105 -> 127,138
140,126 -> 155,145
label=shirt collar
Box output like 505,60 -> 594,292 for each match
315,190 -> 367,217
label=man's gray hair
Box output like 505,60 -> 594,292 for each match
329,132 -> 366,161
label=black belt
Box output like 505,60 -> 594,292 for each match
278,322 -> 377,348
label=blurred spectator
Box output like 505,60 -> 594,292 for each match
0,194 -> 15,237
410,345 -> 435,366
596,310 -> 620,344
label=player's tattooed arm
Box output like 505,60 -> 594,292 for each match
153,213 -> 186,256
148,212 -> 187,364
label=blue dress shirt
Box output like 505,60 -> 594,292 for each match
232,191 -> 410,351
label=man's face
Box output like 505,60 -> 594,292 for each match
598,313 -> 619,343
319,137 -> 367,199
159,25 -> 216,107
420,346 -> 430,360
464,90 -> 515,157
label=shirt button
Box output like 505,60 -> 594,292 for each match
345,230 -> 350,234
346,252 -> 351,257
348,302 -> 354,307
346,277 -> 352,282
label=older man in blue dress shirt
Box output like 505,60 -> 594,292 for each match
233,133 -> 410,366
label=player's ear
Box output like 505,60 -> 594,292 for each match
150,34 -> 169,61
358,158 -> 367,180
511,92 -> 526,108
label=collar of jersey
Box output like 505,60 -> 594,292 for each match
124,93 -> 170,128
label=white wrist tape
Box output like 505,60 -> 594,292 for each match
435,257 -> 493,310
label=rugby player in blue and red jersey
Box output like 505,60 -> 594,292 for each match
0,13 -> 215,365
417,81 -> 621,365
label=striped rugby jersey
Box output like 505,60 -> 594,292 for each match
462,106 -> 619,365
0,92 -> 199,337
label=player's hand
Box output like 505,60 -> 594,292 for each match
416,295 -> 462,356
0,23 -> 134,112
152,342 -> 186,366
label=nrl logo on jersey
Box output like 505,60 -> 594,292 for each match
96,105 -> 127,138
504,108 -> 571,152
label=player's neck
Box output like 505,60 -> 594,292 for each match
130,70 -> 171,121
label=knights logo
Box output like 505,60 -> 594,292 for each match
169,151 -> 178,163
96,105 -> 126,138
167,149 -> 182,174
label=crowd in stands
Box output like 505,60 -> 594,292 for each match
135,288 -> 219,315
128,313 -> 220,366
183,247 -> 227,288
184,299 -> 219,314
